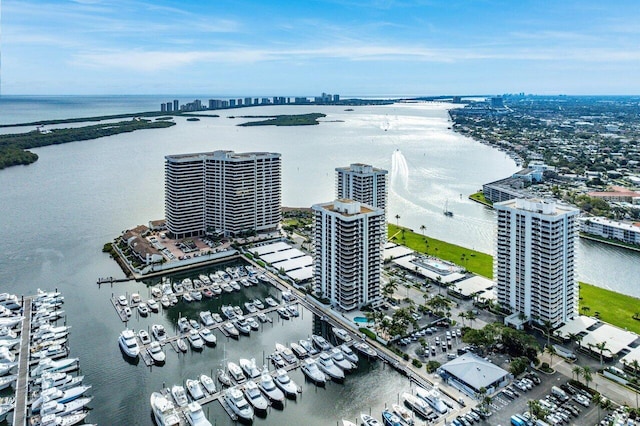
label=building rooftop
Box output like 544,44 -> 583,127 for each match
440,352 -> 509,391
495,198 -> 579,216
165,150 -> 280,162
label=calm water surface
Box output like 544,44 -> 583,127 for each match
0,97 -> 638,424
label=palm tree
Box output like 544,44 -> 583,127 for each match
543,319 -> 554,348
582,366 -> 593,389
458,312 -> 466,327
420,224 -> 426,236
572,365 -> 582,383
545,344 -> 557,367
595,341 -> 609,365
395,214 -> 400,227
631,359 -> 640,379
592,392 -> 602,421
466,310 -> 477,328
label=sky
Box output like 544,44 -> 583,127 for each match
1,0 -> 640,96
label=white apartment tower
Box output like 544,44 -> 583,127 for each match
335,163 -> 388,212
494,199 -> 579,328
165,150 -> 281,239
312,199 -> 384,311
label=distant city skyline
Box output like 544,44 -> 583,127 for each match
2,0 -> 640,95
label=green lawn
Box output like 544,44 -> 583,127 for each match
387,224 -> 494,278
579,282 -> 640,334
469,191 -> 493,207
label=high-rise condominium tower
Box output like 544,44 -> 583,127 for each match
335,163 -> 388,212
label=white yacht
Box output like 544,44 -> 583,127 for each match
31,358 -> 79,378
176,338 -> 188,353
185,401 -> 212,426
199,328 -> 217,346
118,329 -> 140,358
416,385 -> 448,414
39,373 -> 83,391
317,352 -> 345,381
239,358 -> 261,379
402,392 -> 432,419
299,339 -> 318,355
188,319 -> 200,330
252,299 -> 264,310
290,342 -> 308,358
274,343 -> 297,364
137,302 -> 149,316
246,317 -> 260,330
199,311 -> 214,326
258,372 -> 285,404
147,341 -> 166,364
171,384 -> 188,407
222,322 -> 239,339
200,374 -> 216,394
332,327 -> 353,343
138,330 -> 151,345
151,324 -> 168,342
40,396 -> 92,418
257,312 -> 270,323
183,293 -> 193,303
353,342 -> 377,358
273,369 -> 299,398
150,391 -> 180,426
392,403 -> 415,426
233,318 -> 250,335
39,411 -> 89,426
276,307 -> 290,320
221,305 -> 236,320
187,329 -> 204,350
244,302 -> 257,313
285,304 -> 299,317
264,297 -> 278,307
300,358 -> 327,385
330,347 -> 355,371
147,299 -> 159,312
340,344 -> 359,364
227,361 -> 246,383
224,387 -> 254,422
311,334 -> 332,351
186,378 -> 205,400
243,380 -> 269,412
361,413 -> 382,426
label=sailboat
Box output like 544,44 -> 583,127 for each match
443,200 -> 453,217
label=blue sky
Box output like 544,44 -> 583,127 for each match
2,0 -> 640,95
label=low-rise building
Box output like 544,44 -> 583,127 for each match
438,352 -> 510,398
579,216 -> 640,246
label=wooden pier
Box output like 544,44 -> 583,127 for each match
13,296 -> 33,426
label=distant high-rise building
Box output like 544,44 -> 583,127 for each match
335,163 -> 388,213
160,103 -> 166,112
491,96 -> 505,109
229,99 -> 236,107
165,150 -> 281,239
173,99 -> 179,112
333,94 -> 340,102
245,97 -> 252,106
312,199 -> 384,311
494,198 -> 579,328
166,102 -> 172,112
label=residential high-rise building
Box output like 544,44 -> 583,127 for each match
173,99 -> 179,112
312,199 -> 384,311
335,163 -> 388,213
165,150 -> 281,239
494,198 -> 579,328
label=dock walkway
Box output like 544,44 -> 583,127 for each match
13,296 -> 33,426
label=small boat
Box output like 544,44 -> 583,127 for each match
392,403 -> 414,425
240,278 -> 251,287
39,411 -> 89,426
221,283 -> 233,293
274,369 -> 299,398
246,317 -> 259,330
160,296 -> 171,309
247,276 -> 259,285
230,281 -> 241,291
185,401 -> 212,426
415,385 -> 448,414
173,282 -> 184,293
31,384 -> 92,412
200,374 -> 216,394
332,327 -> 352,343
243,380 -> 269,412
317,352 -> 345,381
311,334 -> 332,351
258,372 -> 285,404
182,279 -> 193,290
193,279 -> 203,289
217,369 -> 232,387
199,274 -> 211,285
222,322 -> 239,339
189,319 -> 200,330
381,410 -> 404,426
300,358 -> 326,385
212,313 -> 223,323
176,338 -> 188,352
264,297 -> 278,307
0,375 -> 16,390
150,391 -> 180,426
151,324 -> 167,342
354,342 -> 377,358
147,341 -> 166,364
137,302 -> 149,316
40,396 -> 92,418
161,283 -> 173,295
233,318 -> 250,335
257,312 -> 271,323
151,286 -> 163,298
201,288 -> 214,298
330,347 -> 355,371
31,358 -> 79,378
253,299 -> 264,310
168,293 -> 178,305
177,317 -> 190,333
362,413 -> 382,426
199,328 -> 217,346
244,302 -> 257,313
221,305 -> 236,320
224,387 -> 254,422
342,421 -> 357,426
299,339 -> 318,355
147,299 -> 159,312
186,378 -> 205,400
233,306 -> 243,316
227,361 -> 246,383
190,290 -> 202,301
171,384 -> 189,407
285,304 -> 299,317
239,358 -> 261,379
187,329 -> 204,350
182,293 -> 193,303
290,342 -> 308,359
402,393 -> 432,419
257,274 -> 269,283
131,293 -> 141,304
117,295 -> 127,306
276,307 -> 290,320
275,343 -> 297,364
138,330 -> 151,345
210,284 -> 222,295
340,344 -> 359,364
270,352 -> 286,368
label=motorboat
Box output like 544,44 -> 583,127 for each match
151,324 -> 168,342
193,279 -> 203,289
0,362 -> 17,376
210,284 -> 222,296
161,283 -> 173,295
416,385 -> 448,414
270,352 -> 286,368
222,322 -> 239,339
200,374 -> 216,394
257,274 -> 269,283
290,342 -> 308,359
173,281 -> 184,293
40,396 -> 92,418
240,278 -> 251,287
332,327 -> 353,343
177,317 -> 190,334
274,343 -> 297,364
0,348 -> 15,363
340,344 -> 359,364
199,328 -> 217,346
330,347 -> 355,371
131,293 -> 141,304
230,281 -> 241,291
274,369 -> 299,398
168,293 -> 178,305
311,334 -> 332,352
117,295 -> 127,306
317,352 -> 345,381
147,299 -> 159,312
227,361 -> 246,383
176,338 -> 188,353
257,312 -> 270,323
381,410 -> 404,426
244,302 -> 257,313
147,341 -> 166,364
258,372 -> 285,404
253,299 -> 264,310
185,401 -> 212,426
212,313 -> 223,323
239,358 -> 261,379
190,290 -> 202,301
171,384 -> 189,407
189,319 -> 201,330
392,403 -> 415,425
402,393 -> 432,419
264,296 -> 278,307
285,304 -> 299,317
187,329 -> 204,350
150,391 -> 180,426
31,385 -> 92,412
199,274 -> 211,285
246,317 -> 259,330
361,414 -> 382,426
138,330 -> 151,345
202,288 -> 214,298
247,276 -> 259,285
224,387 -> 254,422
183,279 -> 194,291
151,286 -> 163,298
0,397 -> 14,422
233,306 -> 243,316
299,339 -> 318,355
0,375 -> 15,391
221,305 -> 236,320
300,358 -> 326,385
31,358 -> 79,378
182,293 -> 194,303
31,344 -> 69,361
38,372 -> 83,391
186,378 -> 205,400
221,283 -> 233,293
233,318 -> 251,335
217,369 -> 232,387
243,380 -> 269,412
354,342 -> 377,358
160,296 -> 171,309
342,421 -> 357,426
276,307 -> 290,320
137,302 -> 149,316
39,411 -> 89,426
